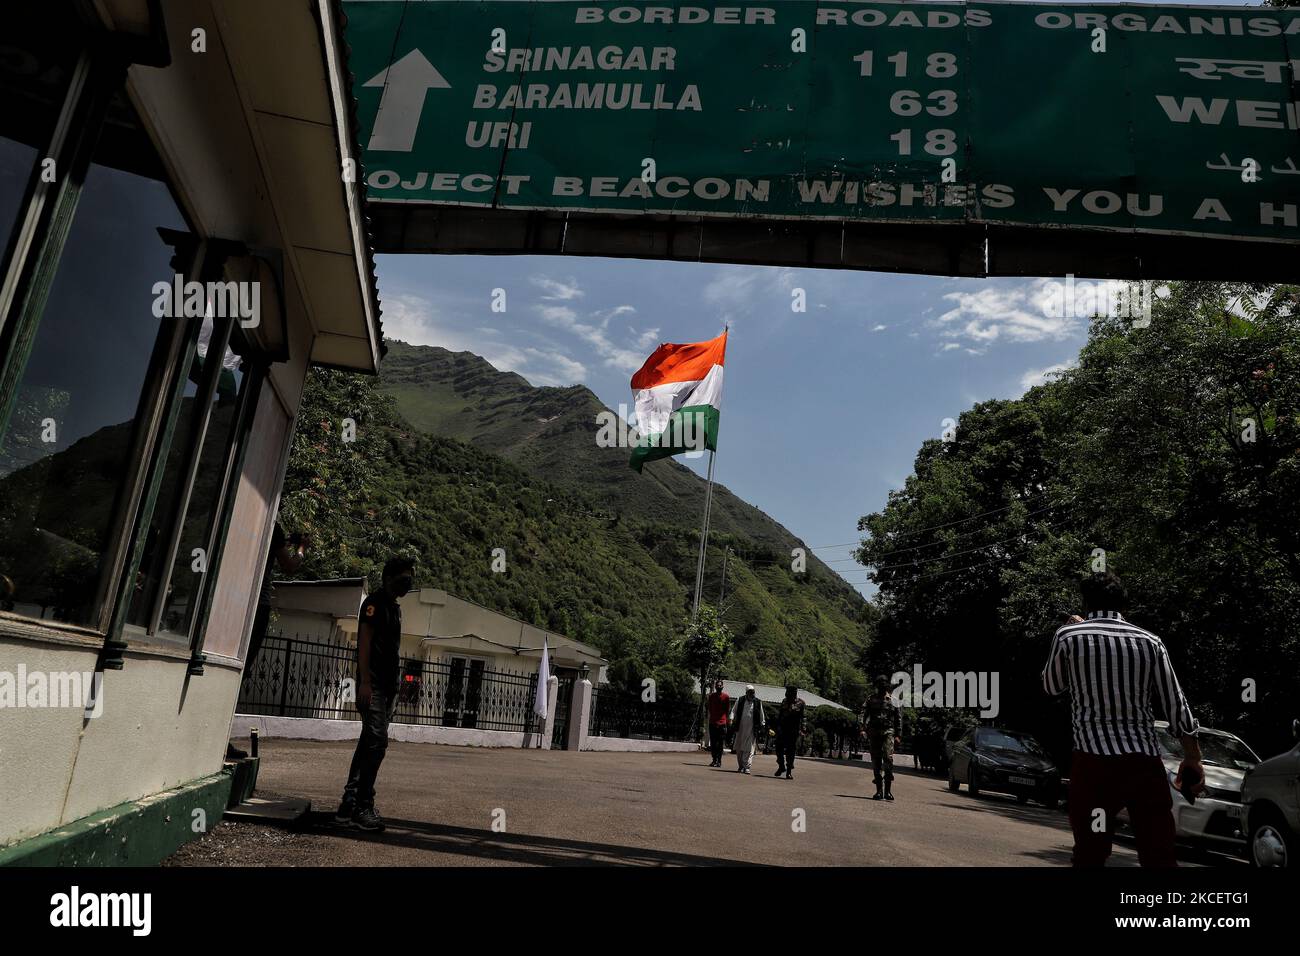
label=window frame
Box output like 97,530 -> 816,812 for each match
176,326 -> 269,673
0,46 -> 161,644
123,246 -> 243,645
0,24 -> 271,674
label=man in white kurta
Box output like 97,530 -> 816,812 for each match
730,685 -> 764,773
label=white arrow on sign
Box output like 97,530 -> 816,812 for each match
363,50 -> 451,152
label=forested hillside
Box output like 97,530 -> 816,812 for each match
277,367 -> 874,702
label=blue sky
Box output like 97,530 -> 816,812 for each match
374,0 -> 1261,596
377,256 -> 1097,595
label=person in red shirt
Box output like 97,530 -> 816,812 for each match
706,679 -> 730,767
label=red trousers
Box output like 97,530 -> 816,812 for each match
1067,751 -> 1177,867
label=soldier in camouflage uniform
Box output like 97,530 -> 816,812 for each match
861,675 -> 903,801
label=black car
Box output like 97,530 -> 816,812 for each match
948,727 -> 1063,807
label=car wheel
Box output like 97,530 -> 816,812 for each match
948,770 -> 960,793
968,766 -> 980,796
1249,811 -> 1293,868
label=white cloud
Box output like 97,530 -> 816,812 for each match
531,275 -> 585,301
382,292 -> 586,386
519,348 -> 587,385
537,305 -> 578,325
934,275 -> 1166,351
871,324 -> 887,332
701,265 -> 799,325
535,301 -> 651,373
596,305 -> 636,324
1020,361 -> 1074,390
934,278 -> 1081,348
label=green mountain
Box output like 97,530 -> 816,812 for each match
0,343 -> 875,701
380,339 -> 838,559
368,340 -> 874,700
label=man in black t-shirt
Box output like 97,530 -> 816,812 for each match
336,556 -> 414,832
773,686 -> 805,779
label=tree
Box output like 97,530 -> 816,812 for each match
808,705 -> 861,758
679,603 -> 734,739
857,282 -> 1300,759
782,664 -> 816,693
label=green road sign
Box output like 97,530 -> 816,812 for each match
343,1 -> 1300,258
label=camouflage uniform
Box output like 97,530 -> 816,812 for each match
862,694 -> 902,792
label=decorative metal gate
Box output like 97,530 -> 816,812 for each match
550,676 -> 574,750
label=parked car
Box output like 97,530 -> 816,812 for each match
1240,719 -> 1300,868
1149,720 -> 1258,849
948,727 -> 1062,807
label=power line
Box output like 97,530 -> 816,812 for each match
748,511 -> 1063,573
800,490 -> 1054,554
839,545 -> 1042,585
856,490 -> 1054,543
836,518 -> 1068,579
860,503 -> 1060,558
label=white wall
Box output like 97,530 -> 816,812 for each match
0,636 -> 244,846
0,637 -> 94,844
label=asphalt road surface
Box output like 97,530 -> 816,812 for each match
166,738 -> 1243,867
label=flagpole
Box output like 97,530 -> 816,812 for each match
691,324 -> 726,625
692,447 -> 717,623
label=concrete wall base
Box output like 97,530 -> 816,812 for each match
232,714 -> 701,753
0,772 -> 232,866
234,714 -> 546,749
581,737 -> 702,753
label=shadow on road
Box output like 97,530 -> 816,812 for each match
302,813 -> 765,867
944,794 -> 1070,826
945,793 -> 1244,867
678,763 -> 798,780
795,755 -> 937,779
1015,845 -> 1078,866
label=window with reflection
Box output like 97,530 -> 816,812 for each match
127,319 -> 252,641
0,4 -> 81,266
163,336 -> 248,639
0,90 -> 186,627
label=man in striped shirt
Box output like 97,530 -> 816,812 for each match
1042,571 -> 1204,866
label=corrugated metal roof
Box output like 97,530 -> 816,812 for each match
693,678 -> 849,711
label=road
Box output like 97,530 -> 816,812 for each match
166,738 -> 1242,867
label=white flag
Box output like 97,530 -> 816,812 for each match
533,637 -> 550,719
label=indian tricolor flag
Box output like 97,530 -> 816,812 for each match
629,330 -> 727,473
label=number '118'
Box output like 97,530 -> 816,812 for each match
853,50 -> 958,77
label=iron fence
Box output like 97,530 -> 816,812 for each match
588,687 -> 697,742
237,633 -> 539,734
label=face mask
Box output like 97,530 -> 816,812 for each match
392,575 -> 413,597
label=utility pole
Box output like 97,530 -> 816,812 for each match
719,545 -> 730,608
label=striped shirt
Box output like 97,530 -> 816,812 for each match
1042,611 -> 1199,757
